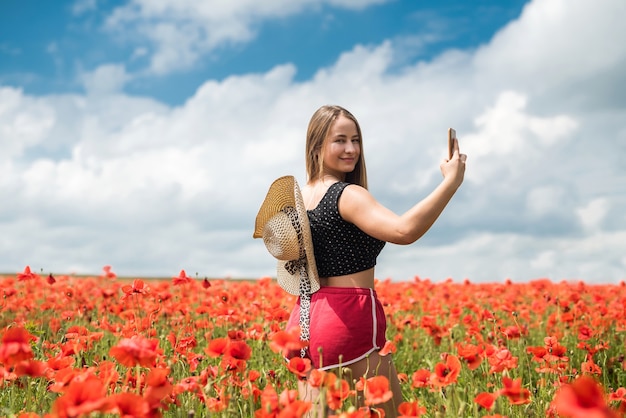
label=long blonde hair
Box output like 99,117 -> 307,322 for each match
305,105 -> 368,189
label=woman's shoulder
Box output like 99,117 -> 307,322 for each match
339,183 -> 375,206
341,182 -> 368,194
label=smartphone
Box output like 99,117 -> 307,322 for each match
448,128 -> 456,160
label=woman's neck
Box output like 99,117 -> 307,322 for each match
306,173 -> 343,188
320,173 -> 343,183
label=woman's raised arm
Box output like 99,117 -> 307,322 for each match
340,144 -> 466,245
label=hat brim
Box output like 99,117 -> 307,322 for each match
254,176 -> 319,295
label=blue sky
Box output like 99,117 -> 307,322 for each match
1,0 -> 625,283
2,0 -> 527,104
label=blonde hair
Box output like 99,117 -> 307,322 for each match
305,105 -> 368,189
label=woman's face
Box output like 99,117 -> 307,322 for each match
322,115 -> 361,179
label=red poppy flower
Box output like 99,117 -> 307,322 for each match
48,367 -> 80,393
456,342 -> 484,370
411,369 -> 431,388
202,278 -> 211,288
52,375 -> 110,418
174,376 -> 201,395
578,325 -> 594,341
608,388 -> 626,415
609,387 -> 626,402
430,354 -> 461,387
398,401 -> 427,417
487,348 -> 518,374
269,327 -> 308,356
248,369 -> 261,383
186,352 -> 204,373
207,396 -> 229,413
108,392 -> 150,417
475,391 -> 497,410
205,337 -> 229,358
582,357 -> 603,375
286,357 -> 311,378
13,359 -> 47,377
0,326 -> 36,366
325,374 -> 352,411
17,266 -> 38,281
102,265 -> 117,278
379,341 -> 397,356
551,375 -> 619,418
256,384 -> 279,416
144,367 -> 173,406
363,375 -> 393,406
109,335 -> 159,367
46,353 -> 75,372
545,344 -> 569,363
498,377 -> 531,405
172,335 -> 197,355
3,287 -> 16,298
226,339 -> 251,361
420,315 -> 448,346
227,329 -> 246,340
308,368 -> 327,388
526,346 -> 548,362
121,279 -> 151,300
543,336 -> 569,363
278,400 -> 312,417
220,355 -> 246,374
172,269 -> 193,285
263,307 -> 288,323
96,360 -> 120,390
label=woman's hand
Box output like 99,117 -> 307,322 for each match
441,137 -> 466,189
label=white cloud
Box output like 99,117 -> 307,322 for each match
576,198 -> 610,231
1,0 -> 625,284
46,42 -> 59,54
530,250 -> 556,271
80,64 -> 131,95
460,90 -> 577,183
104,0 -> 394,75
0,88 -> 55,160
377,229 -> 626,283
326,0 -> 388,9
475,0 -> 626,84
526,186 -> 566,217
72,0 -> 98,15
131,47 -> 149,60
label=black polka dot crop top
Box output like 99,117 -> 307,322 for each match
307,181 -> 386,278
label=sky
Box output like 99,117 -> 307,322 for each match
1,0 -> 625,284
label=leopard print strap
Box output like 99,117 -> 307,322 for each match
284,206 -> 311,358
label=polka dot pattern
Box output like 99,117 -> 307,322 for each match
307,182 -> 385,278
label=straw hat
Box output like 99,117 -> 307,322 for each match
253,176 -> 320,295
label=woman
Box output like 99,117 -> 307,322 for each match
285,105 -> 467,416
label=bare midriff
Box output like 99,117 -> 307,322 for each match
319,267 -> 376,289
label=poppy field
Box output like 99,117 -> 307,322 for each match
1,266 -> 625,417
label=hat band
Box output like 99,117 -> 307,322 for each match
284,258 -> 305,276
284,206 -> 312,357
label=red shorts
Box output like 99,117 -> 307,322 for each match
285,287 -> 387,370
